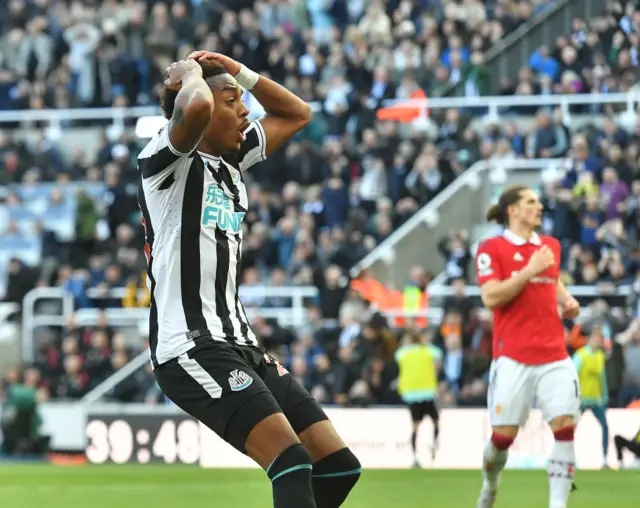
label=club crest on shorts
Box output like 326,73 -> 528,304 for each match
228,369 -> 253,391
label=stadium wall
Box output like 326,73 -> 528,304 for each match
41,404 -> 640,470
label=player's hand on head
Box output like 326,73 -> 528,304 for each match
562,297 -> 580,320
188,50 -> 241,76
164,59 -> 203,90
526,245 -> 555,276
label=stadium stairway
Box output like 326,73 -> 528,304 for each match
437,0 -> 609,97
350,159 -> 560,289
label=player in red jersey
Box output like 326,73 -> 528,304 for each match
474,186 -> 581,508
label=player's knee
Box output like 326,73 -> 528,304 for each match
492,425 -> 518,440
313,447 -> 361,476
550,415 -> 575,434
343,449 -> 362,484
244,412 -> 302,468
312,448 -> 361,507
552,425 -> 575,442
491,425 -> 518,451
490,431 -> 515,451
267,443 -> 313,482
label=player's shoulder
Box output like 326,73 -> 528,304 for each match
138,126 -> 193,183
477,235 -> 507,253
539,234 -> 561,248
138,126 -> 191,161
138,126 -> 168,159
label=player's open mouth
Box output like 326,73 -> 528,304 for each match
239,121 -> 250,140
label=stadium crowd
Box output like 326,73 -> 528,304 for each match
1,0 -> 640,411
0,0 -> 556,112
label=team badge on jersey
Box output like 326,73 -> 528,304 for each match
228,167 -> 241,184
228,369 -> 253,391
477,252 -> 493,277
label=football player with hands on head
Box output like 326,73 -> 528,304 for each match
138,50 -> 361,508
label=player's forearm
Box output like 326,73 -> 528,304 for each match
481,268 -> 534,309
169,74 -> 214,152
250,74 -> 312,124
174,74 -> 214,115
556,280 -> 571,307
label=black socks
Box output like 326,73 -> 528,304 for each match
268,444 -> 316,508
311,448 -> 361,508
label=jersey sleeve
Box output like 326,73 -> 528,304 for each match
237,120 -> 267,172
137,127 -> 191,191
476,239 -> 503,285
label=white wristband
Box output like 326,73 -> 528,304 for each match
235,64 -> 260,90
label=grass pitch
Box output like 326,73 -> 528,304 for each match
0,465 -> 638,507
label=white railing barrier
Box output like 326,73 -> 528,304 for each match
0,302 -> 19,321
26,281 -> 624,402
0,106 -> 159,128
426,285 -> 632,298
349,159 -> 562,277
82,300 -> 611,403
375,92 -> 639,123
0,92 -> 637,126
22,287 -> 75,361
82,349 -> 149,403
21,285 -> 319,363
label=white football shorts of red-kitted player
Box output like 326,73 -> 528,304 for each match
476,230 -> 580,426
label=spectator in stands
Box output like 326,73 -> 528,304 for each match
526,109 -> 569,158
3,258 -> 37,305
443,278 -> 476,331
4,0 -> 640,412
438,230 -> 471,283
56,354 -> 88,399
529,45 -> 560,81
0,366 -> 49,456
600,167 -> 630,221
617,320 -> 640,407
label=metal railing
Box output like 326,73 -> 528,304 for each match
21,285 -> 319,363
0,303 -> 19,322
79,282 -> 618,403
427,285 -> 632,298
82,348 -> 150,403
375,92 -> 638,123
0,106 -> 159,123
349,158 -> 562,283
0,91 -> 636,127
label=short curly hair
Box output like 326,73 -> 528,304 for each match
160,60 -> 228,120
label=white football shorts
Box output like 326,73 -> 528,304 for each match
487,356 -> 580,426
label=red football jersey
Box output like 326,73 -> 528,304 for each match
475,230 -> 567,365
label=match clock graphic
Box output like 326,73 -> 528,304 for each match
86,414 -> 201,465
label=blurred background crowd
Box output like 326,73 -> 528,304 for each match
0,0 -> 639,415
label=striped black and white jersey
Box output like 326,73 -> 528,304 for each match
137,121 -> 267,368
